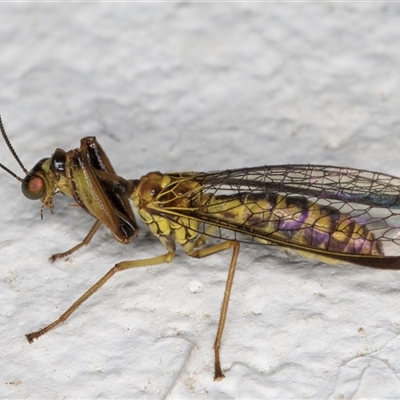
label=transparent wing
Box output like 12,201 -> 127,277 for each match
154,165 -> 400,269
191,164 -> 400,208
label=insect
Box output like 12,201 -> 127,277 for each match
1,117 -> 400,380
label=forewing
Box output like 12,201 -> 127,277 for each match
157,166 -> 400,269
192,164 -> 400,208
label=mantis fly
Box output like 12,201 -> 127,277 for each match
1,116 -> 400,380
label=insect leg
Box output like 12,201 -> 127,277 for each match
26,250 -> 175,343
49,220 -> 103,262
193,225 -> 217,249
186,240 -> 240,381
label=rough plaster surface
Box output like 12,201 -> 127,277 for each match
1,3 -> 400,399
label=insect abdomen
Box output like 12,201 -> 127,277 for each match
207,192 -> 383,256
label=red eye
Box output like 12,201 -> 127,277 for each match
21,175 -> 47,200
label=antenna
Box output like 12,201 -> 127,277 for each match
0,115 -> 27,182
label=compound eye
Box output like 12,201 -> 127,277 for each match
21,174 -> 47,200
51,149 -> 67,174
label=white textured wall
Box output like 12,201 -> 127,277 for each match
1,3 -> 400,399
